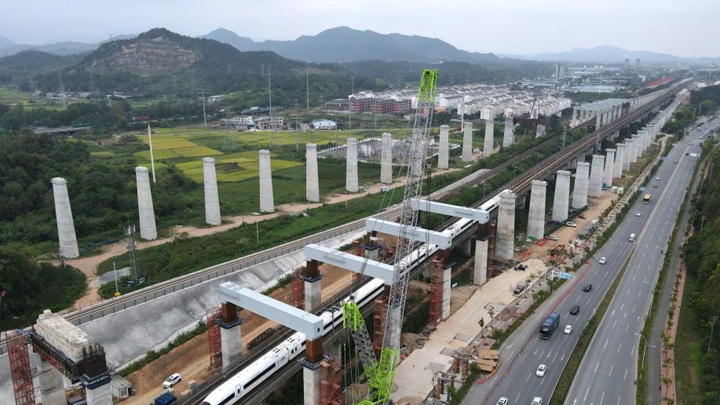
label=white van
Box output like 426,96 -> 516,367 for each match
629,233 -> 636,242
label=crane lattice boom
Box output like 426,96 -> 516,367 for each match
344,69 -> 438,405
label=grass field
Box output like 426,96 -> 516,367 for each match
0,87 -> 29,104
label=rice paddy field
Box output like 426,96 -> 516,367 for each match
132,126 -> 406,183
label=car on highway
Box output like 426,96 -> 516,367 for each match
653,184 -> 658,188
496,397 -> 508,405
547,234 -> 559,241
656,177 -> 660,181
564,325 -> 573,334
598,257 -> 607,265
565,221 -> 577,227
583,284 -> 592,292
162,373 -> 182,388
536,364 -> 547,377
570,305 -> 580,315
531,397 -> 543,405
513,282 -> 526,295
636,211 -> 642,217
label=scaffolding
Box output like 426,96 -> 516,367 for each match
207,306 -> 223,369
291,266 -> 305,309
319,356 -> 342,405
429,257 -> 444,327
8,330 -> 35,405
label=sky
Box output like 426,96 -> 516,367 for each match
1,0 -> 718,57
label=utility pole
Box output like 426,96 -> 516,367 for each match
268,65 -> 273,130
125,225 -> 142,285
0,290 -> 6,333
709,316 -> 717,354
306,61 -> 310,110
201,89 -> 207,126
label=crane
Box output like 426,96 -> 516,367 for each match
343,69 -> 438,405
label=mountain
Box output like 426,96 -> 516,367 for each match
202,26 -> 497,64
526,45 -> 683,63
0,35 -> 136,57
35,28 -> 382,106
0,36 -> 16,49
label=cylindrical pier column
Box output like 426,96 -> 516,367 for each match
51,177 -> 79,258
203,157 -> 221,225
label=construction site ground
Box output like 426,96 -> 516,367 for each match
124,263 -> 355,405
120,180 -> 622,405
391,258 -> 547,404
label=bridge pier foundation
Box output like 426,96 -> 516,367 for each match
220,302 -> 242,369
302,338 -> 324,405
38,356 -> 66,405
84,375 -> 112,405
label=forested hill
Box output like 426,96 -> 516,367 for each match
203,26 -> 498,64
33,28 -> 384,106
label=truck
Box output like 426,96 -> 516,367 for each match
154,392 -> 177,405
539,312 -> 560,339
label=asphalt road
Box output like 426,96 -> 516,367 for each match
563,119 -> 716,405
462,112 -> 710,405
645,116 -> 716,405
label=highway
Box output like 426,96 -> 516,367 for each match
462,104 -> 702,405
564,117 -> 718,405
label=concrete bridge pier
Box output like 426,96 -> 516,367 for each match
220,302 -> 243,369
572,162 -> 590,209
527,180 -> 547,241
303,260 -> 323,312
495,190 -> 516,260
552,170 -> 571,222
484,119 -> 494,156
462,122 -> 473,161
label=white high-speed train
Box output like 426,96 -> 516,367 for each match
201,194 -> 506,405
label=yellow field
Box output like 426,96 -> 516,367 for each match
132,126 -> 405,183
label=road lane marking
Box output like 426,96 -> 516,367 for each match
609,365 -> 613,377
611,310 -> 615,317
603,339 -> 608,349
594,361 -> 600,373
617,342 -> 622,352
612,320 -> 617,328
632,305 -> 636,313
600,391 -> 605,405
624,368 -> 629,380
584,387 -> 590,402
620,303 -> 625,311
516,392 -> 522,402
526,372 -> 531,382
553,352 -> 558,363
631,345 -> 635,355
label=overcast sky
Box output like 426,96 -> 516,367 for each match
2,0 -> 717,57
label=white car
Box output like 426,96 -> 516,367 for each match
496,398 -> 509,405
564,325 -> 573,334
598,257 -> 607,265
536,364 -> 547,377
162,373 -> 182,388
532,397 -> 543,405
547,234 -> 559,241
636,212 -> 642,217
565,221 -> 577,228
